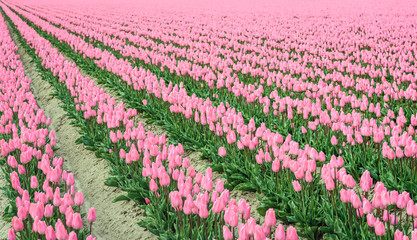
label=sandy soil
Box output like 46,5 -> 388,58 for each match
6,21 -> 157,240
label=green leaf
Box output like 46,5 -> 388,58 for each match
85,146 -> 97,151
333,219 -> 344,234
322,233 -> 340,240
95,151 -> 103,159
210,163 -> 224,172
319,226 -> 334,234
75,136 -> 84,145
104,178 -> 119,187
127,191 -> 142,201
256,205 -> 269,216
228,173 -> 248,182
2,204 -> 16,222
112,194 -> 130,203
138,219 -> 160,236
234,182 -> 257,192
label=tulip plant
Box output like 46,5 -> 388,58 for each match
1,0 -> 417,239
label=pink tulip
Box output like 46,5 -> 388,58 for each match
149,179 -> 158,192
301,126 -> 307,134
17,206 -> 27,220
8,229 -> 16,240
45,226 -> 57,240
87,208 -> 96,222
66,173 -> 74,186
7,156 -> 18,168
292,181 -> 301,192
254,225 -> 266,240
11,217 -> 23,232
74,191 -> 84,206
265,208 -> 276,227
55,219 -> 68,240
286,226 -> 298,240
331,136 -> 338,146
223,226 -> 233,240
367,214 -> 376,227
86,235 -> 97,240
218,146 -> 227,157
72,213 -> 83,229
362,198 -> 373,214
412,229 -> 417,240
274,224 -> 285,240
68,231 -> 78,240
38,221 -> 47,235
272,159 -> 280,172
374,219 -> 386,236
239,224 -> 248,240
198,203 -> 209,218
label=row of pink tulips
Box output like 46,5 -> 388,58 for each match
27,3 -> 417,108
0,8 -> 96,240
26,3 -> 417,124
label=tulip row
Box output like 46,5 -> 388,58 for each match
0,3 -> 304,240
10,1 -> 417,208
23,2 -> 417,133
0,8 -> 96,240
23,3 -> 417,143
40,8 -> 416,160
5,2 -> 417,239
18,2 -> 417,155
25,3 -> 417,114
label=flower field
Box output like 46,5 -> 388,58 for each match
0,0 -> 416,239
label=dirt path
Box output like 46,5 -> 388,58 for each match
6,20 -> 157,240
